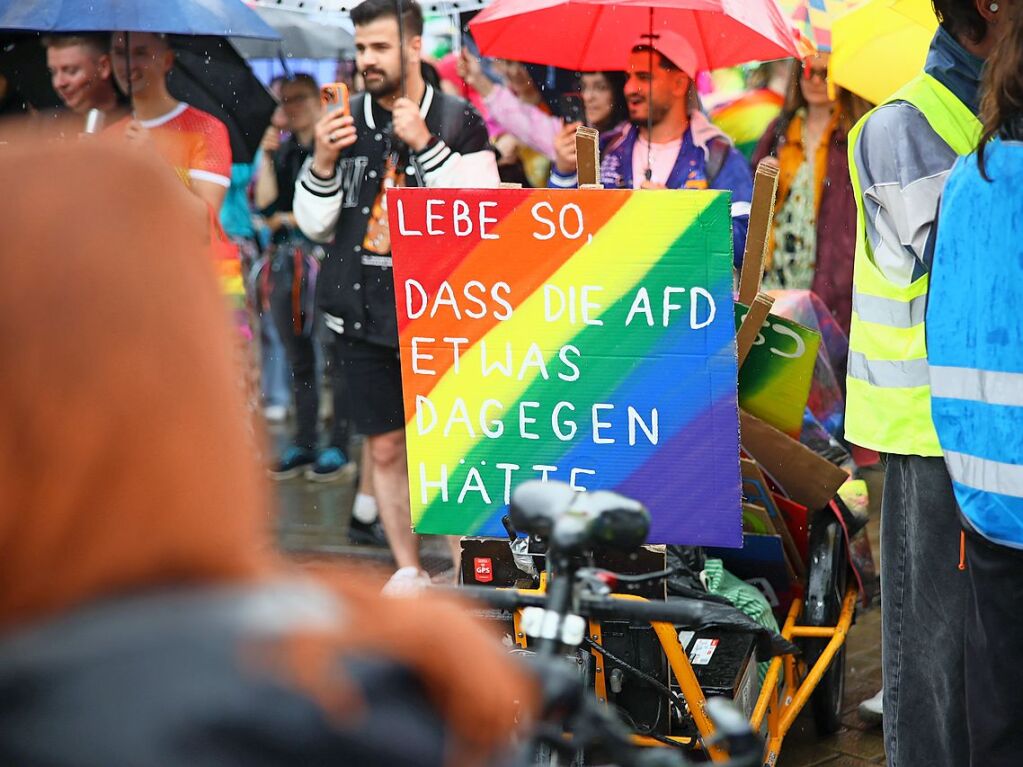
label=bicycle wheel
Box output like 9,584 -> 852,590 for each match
534,743 -> 585,766
803,510 -> 850,735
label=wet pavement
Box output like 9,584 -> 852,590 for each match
778,467 -> 885,767
276,476 -> 356,553
272,428 -> 453,571
778,587 -> 885,767
271,424 -> 886,766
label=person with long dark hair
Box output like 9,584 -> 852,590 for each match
751,53 -> 871,335
927,5 -> 1023,765
548,71 -> 629,177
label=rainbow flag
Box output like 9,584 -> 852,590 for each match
710,89 -> 784,160
387,188 -> 742,547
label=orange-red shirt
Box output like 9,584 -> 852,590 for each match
110,103 -> 231,189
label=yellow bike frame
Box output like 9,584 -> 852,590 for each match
503,579 -> 859,765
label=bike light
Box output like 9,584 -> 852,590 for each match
521,607 -> 587,646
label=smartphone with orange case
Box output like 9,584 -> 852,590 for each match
320,82 -> 350,115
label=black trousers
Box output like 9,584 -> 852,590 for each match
964,529 -> 1023,767
268,253 -> 348,452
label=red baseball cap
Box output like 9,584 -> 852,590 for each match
631,29 -> 698,77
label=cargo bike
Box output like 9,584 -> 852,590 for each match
451,476 -> 859,767
437,165 -> 860,767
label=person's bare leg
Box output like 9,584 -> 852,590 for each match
350,438 -> 379,527
369,429 -> 419,570
446,536 -> 462,583
358,439 -> 374,496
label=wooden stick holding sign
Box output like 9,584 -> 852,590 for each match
738,161 -> 780,305
736,292 -> 775,368
575,126 -> 601,188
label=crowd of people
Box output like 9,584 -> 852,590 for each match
3,0 -> 1023,763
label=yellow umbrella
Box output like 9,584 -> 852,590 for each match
891,0 -> 939,27
830,0 -> 937,104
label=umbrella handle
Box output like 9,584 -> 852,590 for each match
645,8 -> 652,181
397,0 -> 407,98
277,47 -> 292,78
126,31 -> 134,108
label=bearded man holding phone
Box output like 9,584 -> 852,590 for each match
293,0 -> 498,594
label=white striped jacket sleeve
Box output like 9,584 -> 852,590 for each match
415,140 -> 501,189
293,157 -> 342,244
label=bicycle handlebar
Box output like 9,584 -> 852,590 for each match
511,480 -> 651,554
452,585 -> 723,627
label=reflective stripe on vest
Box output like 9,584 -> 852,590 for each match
933,365 -> 1023,506
944,451 -> 1023,498
931,364 -> 1023,504
930,365 -> 1023,407
848,352 -> 930,388
844,74 -> 981,455
852,289 -> 927,328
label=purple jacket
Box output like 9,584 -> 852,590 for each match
551,114 -> 753,267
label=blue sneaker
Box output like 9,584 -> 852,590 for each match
305,446 -> 356,483
268,445 -> 316,480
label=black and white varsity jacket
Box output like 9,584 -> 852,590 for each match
293,84 -> 496,348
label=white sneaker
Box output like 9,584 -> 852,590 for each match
263,404 -> 287,423
381,567 -> 431,597
352,492 -> 379,524
857,688 -> 883,726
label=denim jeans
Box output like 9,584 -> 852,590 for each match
269,287 -> 349,452
881,454 -> 969,767
266,239 -> 353,453
259,307 -> 290,409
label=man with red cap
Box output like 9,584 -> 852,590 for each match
551,32 -> 753,266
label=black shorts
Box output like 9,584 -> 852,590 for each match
335,336 -> 405,436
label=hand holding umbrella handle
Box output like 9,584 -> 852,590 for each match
392,98 -> 432,152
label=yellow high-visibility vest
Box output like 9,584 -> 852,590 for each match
845,74 -> 981,456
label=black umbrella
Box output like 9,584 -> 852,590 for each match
0,33 -> 275,163
0,35 -> 63,111
166,35 -> 276,164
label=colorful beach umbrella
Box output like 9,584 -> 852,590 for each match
468,0 -> 799,73
780,0 -> 860,52
830,0 -> 936,104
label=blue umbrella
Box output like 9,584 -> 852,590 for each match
0,0 -> 280,39
0,0 -> 279,158
2,31 -> 277,162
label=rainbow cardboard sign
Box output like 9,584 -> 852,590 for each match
387,188 -> 741,547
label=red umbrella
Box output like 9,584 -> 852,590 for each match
469,0 -> 798,72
